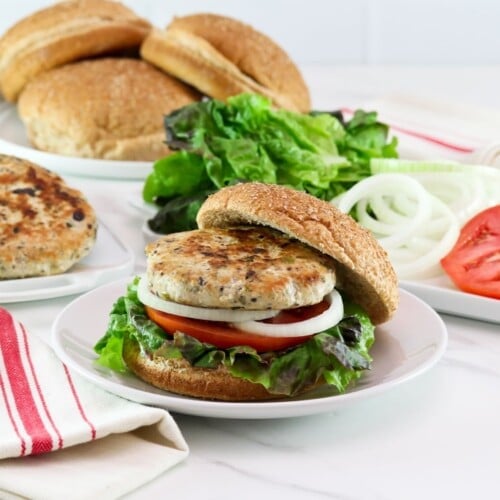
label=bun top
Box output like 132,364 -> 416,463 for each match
0,0 -> 151,101
141,13 -> 310,112
197,182 -> 399,324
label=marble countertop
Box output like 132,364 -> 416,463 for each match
5,66 -> 500,500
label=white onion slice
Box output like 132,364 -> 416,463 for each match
391,208 -> 459,278
414,172 -> 490,225
333,173 -> 461,279
335,167 -> 500,280
232,290 -> 343,337
336,174 -> 433,248
137,276 -> 279,322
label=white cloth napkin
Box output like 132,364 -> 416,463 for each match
350,94 -> 500,165
0,307 -> 189,500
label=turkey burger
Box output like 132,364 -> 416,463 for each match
95,182 -> 399,401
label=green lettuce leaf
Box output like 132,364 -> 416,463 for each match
337,109 -> 399,179
141,94 -> 398,233
94,278 -> 375,397
147,189 -> 215,234
142,151 -> 212,202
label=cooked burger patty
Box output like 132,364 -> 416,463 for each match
0,155 -> 97,278
145,226 -> 336,310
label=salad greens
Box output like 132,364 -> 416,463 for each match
143,94 -> 398,234
94,278 -> 375,396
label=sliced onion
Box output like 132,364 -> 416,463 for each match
391,209 -> 459,278
333,173 -> 460,279
337,174 -> 433,249
232,290 -> 343,337
137,276 -> 279,322
334,168 -> 500,280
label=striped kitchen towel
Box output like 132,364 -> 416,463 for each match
345,94 -> 500,166
0,307 -> 188,500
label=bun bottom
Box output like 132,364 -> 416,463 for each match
123,338 -> 312,401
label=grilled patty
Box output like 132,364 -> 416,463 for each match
0,155 -> 97,279
145,227 -> 336,310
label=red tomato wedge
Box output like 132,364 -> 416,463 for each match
144,300 -> 329,352
440,205 -> 500,299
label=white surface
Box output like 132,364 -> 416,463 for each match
128,190 -> 157,217
52,282 -> 447,419
2,0 -> 500,65
3,66 -> 500,500
0,223 -> 135,303
0,102 -> 153,179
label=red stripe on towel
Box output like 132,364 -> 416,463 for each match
20,323 -> 64,450
0,372 -> 26,456
0,308 -> 53,454
341,107 -> 475,154
63,365 -> 97,440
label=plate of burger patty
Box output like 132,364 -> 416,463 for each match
0,222 -> 135,303
0,154 -> 135,302
51,183 -> 447,418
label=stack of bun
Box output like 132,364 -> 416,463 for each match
0,0 -> 310,162
140,13 -> 310,113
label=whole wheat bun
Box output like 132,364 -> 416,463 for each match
197,182 -> 399,326
123,338 -> 291,401
17,58 -> 201,161
125,182 -> 399,402
140,13 -> 310,113
0,0 -> 151,102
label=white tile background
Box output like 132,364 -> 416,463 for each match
2,0 -> 499,66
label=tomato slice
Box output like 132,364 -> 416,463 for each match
440,205 -> 500,299
144,302 -> 328,352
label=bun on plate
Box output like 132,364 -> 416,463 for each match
96,183 -> 399,401
122,343 -> 286,401
140,13 -> 310,112
0,154 -> 97,279
0,0 -> 151,102
17,58 -> 201,161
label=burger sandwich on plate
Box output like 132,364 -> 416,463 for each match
94,182 -> 399,401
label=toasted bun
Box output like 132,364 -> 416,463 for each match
0,154 -> 97,278
197,183 -> 399,325
17,58 -> 201,161
122,337 -> 313,401
140,14 -> 310,112
0,0 -> 151,102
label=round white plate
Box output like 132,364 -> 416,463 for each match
0,223 -> 135,303
51,278 -> 447,419
0,102 -> 153,179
